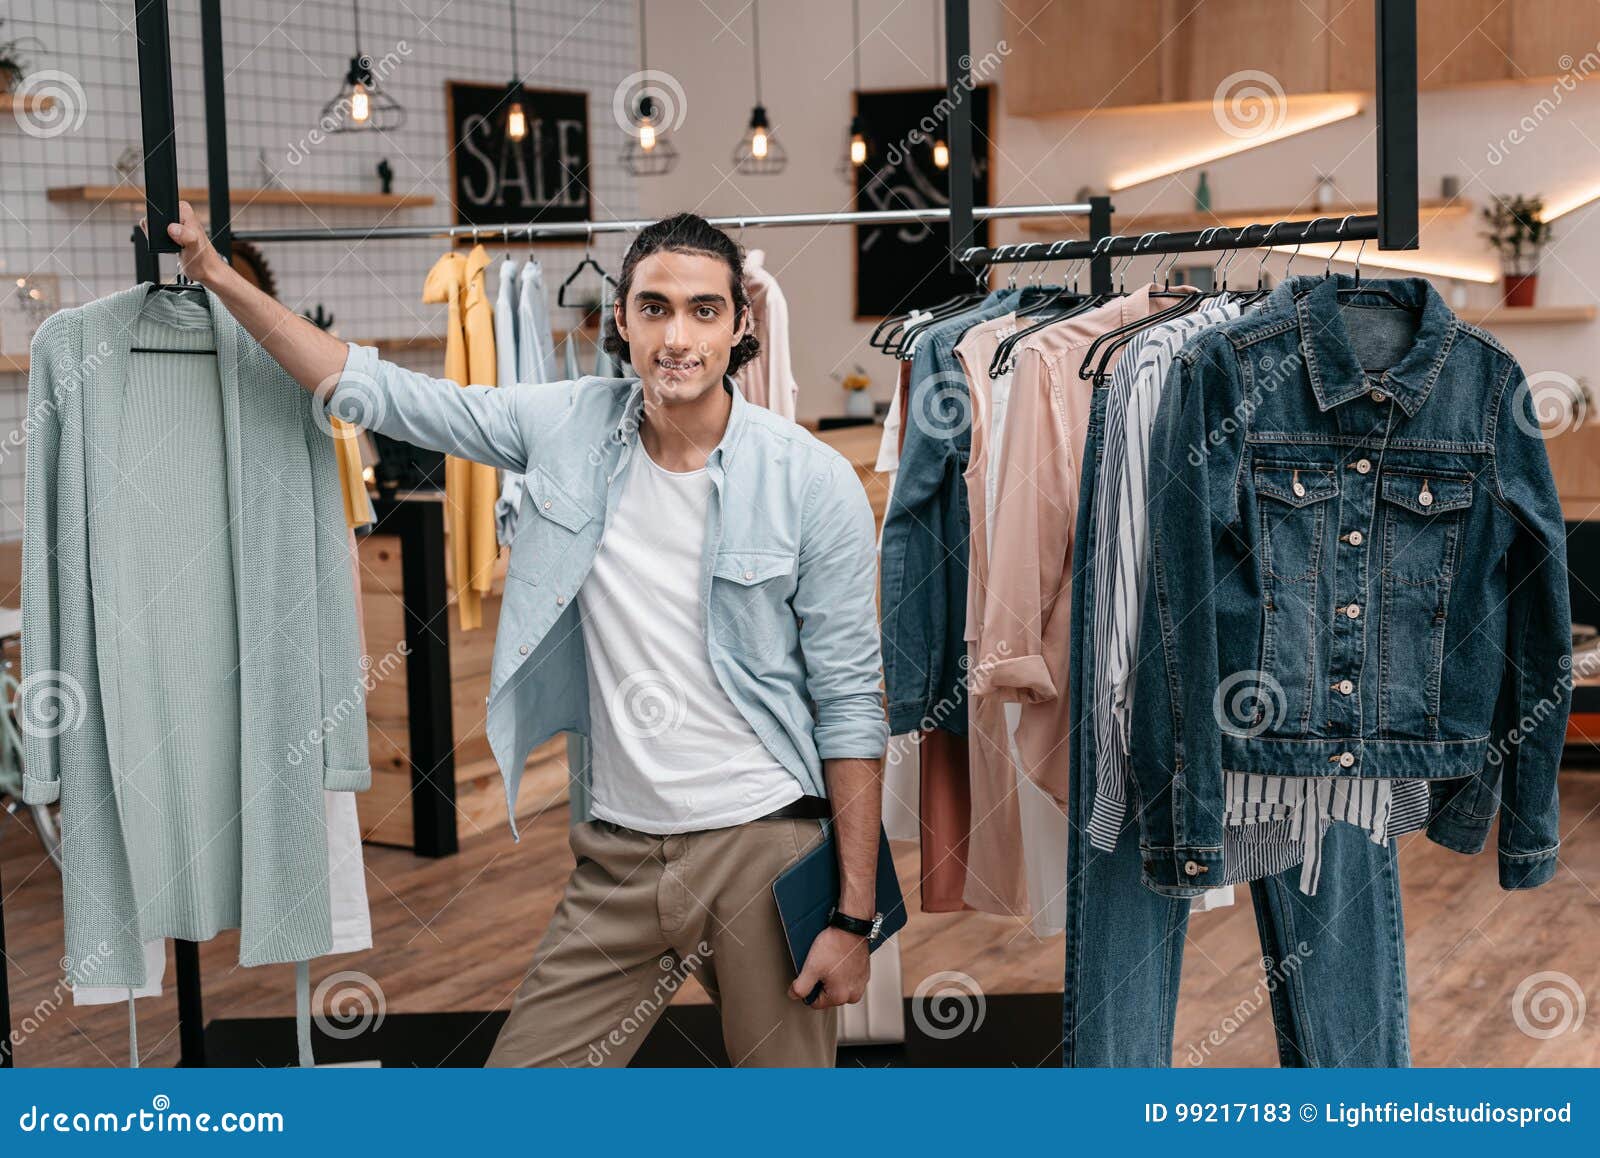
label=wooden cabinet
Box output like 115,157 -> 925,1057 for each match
1004,0 -> 1600,116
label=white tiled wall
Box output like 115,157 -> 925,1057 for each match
0,0 -> 642,538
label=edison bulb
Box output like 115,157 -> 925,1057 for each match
639,118 -> 657,152
507,102 -> 528,141
751,128 -> 769,159
932,139 -> 950,169
350,82 -> 371,124
850,133 -> 867,166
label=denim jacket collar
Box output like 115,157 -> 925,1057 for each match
1283,273 -> 1456,418
612,374 -> 749,472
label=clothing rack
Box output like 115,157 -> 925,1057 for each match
97,0 -> 1098,1069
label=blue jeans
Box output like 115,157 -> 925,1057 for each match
1063,385 -> 1412,1067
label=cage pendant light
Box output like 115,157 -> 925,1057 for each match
621,0 -> 678,176
837,0 -> 870,181
504,1 -> 529,142
732,1 -> 786,175
321,0 -> 407,132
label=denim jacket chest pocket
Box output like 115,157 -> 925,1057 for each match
1253,462 -> 1339,583
1250,462 -> 1339,734
1376,468 -> 1475,738
506,465 -> 599,588
710,546 -> 798,666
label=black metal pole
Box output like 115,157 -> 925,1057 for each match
965,214 -> 1380,266
200,0 -> 233,263
1375,0 -> 1419,250
944,0 -> 973,271
134,0 -> 181,255
174,939 -> 206,1066
1,849 -> 12,1068
1088,195 -> 1114,294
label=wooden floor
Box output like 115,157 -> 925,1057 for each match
4,774 -> 1598,1068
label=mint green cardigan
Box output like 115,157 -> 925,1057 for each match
22,284 -> 371,990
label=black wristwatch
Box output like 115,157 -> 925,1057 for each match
828,905 -> 884,941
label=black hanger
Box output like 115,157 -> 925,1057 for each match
134,274 -> 217,355
871,245 -> 990,353
557,227 -> 618,308
1079,233 -> 1216,382
987,237 -> 1114,379
884,244 -> 1002,359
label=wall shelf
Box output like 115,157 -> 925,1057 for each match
1455,305 -> 1597,326
1018,198 -> 1468,238
0,92 -> 56,115
47,185 -> 435,210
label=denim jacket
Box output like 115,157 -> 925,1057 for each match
327,344 -> 888,837
1130,275 -> 1569,895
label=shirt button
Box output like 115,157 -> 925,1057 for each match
1355,458 -> 1372,474
542,499 -> 552,510
556,595 -> 565,605
519,644 -> 529,655
1338,751 -> 1356,768
744,570 -> 755,580
1346,530 -> 1364,546
1345,603 -> 1361,619
1337,679 -> 1353,695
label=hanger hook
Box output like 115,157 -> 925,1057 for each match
1213,227 -> 1244,289
1352,233 -> 1368,285
1255,221 -> 1288,287
1289,217 -> 1328,278
1325,214 -> 1356,276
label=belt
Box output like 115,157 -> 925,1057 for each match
757,794 -> 833,821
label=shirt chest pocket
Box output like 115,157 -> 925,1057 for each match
1378,470 -> 1474,586
507,465 -> 598,586
710,547 -> 797,664
1253,463 -> 1338,584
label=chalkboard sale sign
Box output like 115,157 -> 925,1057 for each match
447,81 -> 592,231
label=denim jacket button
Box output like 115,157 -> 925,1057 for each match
1355,458 -> 1372,474
1345,603 -> 1361,619
1346,529 -> 1364,546
1338,751 -> 1356,768
1370,389 -> 1387,402
1337,678 -> 1353,694
1183,860 -> 1201,876
1419,488 -> 1434,507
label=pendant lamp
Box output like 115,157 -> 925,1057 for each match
321,0 -> 406,132
837,0 -> 870,181
732,1 -> 786,175
504,1 -> 528,142
620,0 -> 678,176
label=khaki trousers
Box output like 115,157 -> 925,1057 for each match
486,816 -> 838,1068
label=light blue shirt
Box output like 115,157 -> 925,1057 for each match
327,343 -> 889,836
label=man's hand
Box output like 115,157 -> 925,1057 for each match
789,926 -> 870,1009
139,200 -> 233,289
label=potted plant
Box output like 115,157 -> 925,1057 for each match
1481,194 -> 1551,308
0,22 -> 39,93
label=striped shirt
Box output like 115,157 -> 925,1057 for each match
1087,298 -> 1432,894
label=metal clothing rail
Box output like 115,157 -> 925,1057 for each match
228,203 -> 1094,246
968,214 -> 1380,266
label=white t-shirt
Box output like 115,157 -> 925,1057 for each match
578,445 -> 802,833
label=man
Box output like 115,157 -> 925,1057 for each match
160,204 -> 888,1066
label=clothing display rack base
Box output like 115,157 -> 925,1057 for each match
199,994 -> 1062,1068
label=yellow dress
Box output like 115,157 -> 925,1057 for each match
330,417 -> 374,528
422,246 -> 502,630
